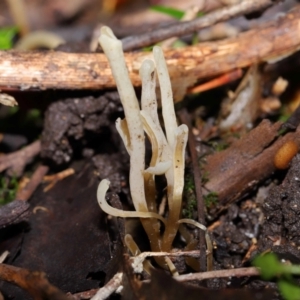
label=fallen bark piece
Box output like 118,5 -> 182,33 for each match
0,7 -> 299,102
0,160 -> 125,298
204,120 -> 300,215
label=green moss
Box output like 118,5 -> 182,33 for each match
204,191 -> 218,208
0,176 -> 19,205
184,174 -> 194,192
201,170 -> 209,184
183,174 -> 197,218
209,141 -> 229,152
183,171 -> 213,217
182,197 -> 196,219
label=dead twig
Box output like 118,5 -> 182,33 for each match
136,250 -> 201,259
121,0 -> 272,51
89,272 -> 123,300
175,266 -> 260,282
16,164 -> 49,201
0,140 -> 41,176
0,7 -> 299,98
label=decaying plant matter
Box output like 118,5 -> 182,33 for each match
96,27 -> 207,270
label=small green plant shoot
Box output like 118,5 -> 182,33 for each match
253,252 -> 300,300
0,27 -> 17,50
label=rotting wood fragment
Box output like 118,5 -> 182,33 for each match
204,120 -> 300,215
0,7 -> 299,102
0,263 -> 69,300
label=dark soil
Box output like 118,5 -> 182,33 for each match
258,154 -> 300,254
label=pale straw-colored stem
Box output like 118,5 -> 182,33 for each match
162,125 -> 188,251
99,26 -> 147,213
153,46 -> 177,148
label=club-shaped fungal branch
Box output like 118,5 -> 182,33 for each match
98,27 -> 147,214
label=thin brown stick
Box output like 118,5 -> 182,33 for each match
175,267 -> 260,282
0,140 -> 41,176
43,168 -> 74,192
121,0 -> 272,51
178,109 -> 206,272
187,69 -> 243,94
16,165 -> 49,201
0,7 -> 299,97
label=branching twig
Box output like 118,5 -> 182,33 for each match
121,0 -> 272,51
0,140 -> 41,176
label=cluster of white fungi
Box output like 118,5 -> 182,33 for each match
97,27 -> 208,272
